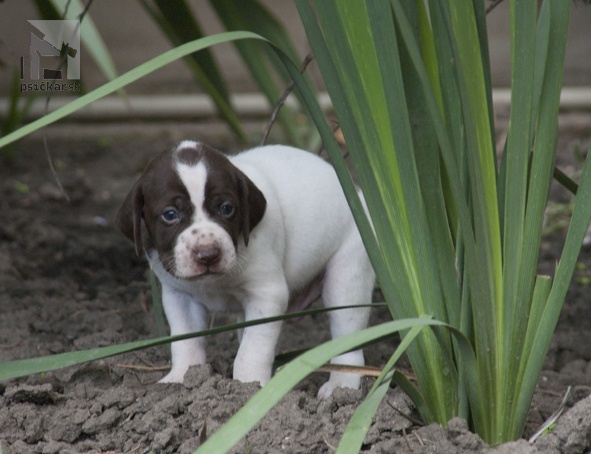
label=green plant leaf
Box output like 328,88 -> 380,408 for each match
0,304 -> 378,381
296,0 -> 458,425
291,0 -> 581,445
336,323 -> 425,454
196,318 -> 445,454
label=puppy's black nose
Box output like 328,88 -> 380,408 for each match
195,245 -> 221,267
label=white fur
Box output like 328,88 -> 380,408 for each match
151,143 -> 375,397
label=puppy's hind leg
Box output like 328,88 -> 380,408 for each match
317,232 -> 375,399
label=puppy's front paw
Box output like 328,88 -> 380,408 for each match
233,366 -> 271,386
233,355 -> 272,386
317,373 -> 361,399
158,367 -> 188,384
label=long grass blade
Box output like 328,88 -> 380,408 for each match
337,370 -> 394,454
336,323 -> 426,453
393,2 -> 481,421
293,1 -> 390,295
392,1 -> 464,331
0,32 -> 261,149
195,318 -> 446,454
0,304 -> 377,381
506,0 -> 573,441
514,142 -> 591,437
297,1 -> 459,423
445,1 -> 501,441
498,0 -> 538,438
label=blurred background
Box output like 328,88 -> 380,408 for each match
1,1 -> 590,139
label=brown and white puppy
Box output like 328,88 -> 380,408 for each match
116,141 -> 375,398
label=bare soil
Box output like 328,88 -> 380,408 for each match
1,116 -> 591,453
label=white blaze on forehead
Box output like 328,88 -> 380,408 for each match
172,152 -> 237,278
176,139 -> 200,150
175,161 -> 208,222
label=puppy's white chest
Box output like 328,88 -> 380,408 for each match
149,251 -> 244,313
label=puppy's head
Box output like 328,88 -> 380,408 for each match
116,141 -> 266,279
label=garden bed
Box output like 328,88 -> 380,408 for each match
1,116 -> 590,453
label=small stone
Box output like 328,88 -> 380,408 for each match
81,407 -> 121,435
97,386 -> 136,409
152,426 -> 178,451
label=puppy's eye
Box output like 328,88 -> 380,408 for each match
162,209 -> 179,224
220,203 -> 235,217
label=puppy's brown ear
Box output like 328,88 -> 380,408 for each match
238,173 -> 266,247
116,182 -> 144,256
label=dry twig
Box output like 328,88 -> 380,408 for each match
486,0 -> 505,14
260,53 -> 315,146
